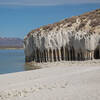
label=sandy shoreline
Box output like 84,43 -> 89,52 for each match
0,60 -> 100,100
26,59 -> 100,69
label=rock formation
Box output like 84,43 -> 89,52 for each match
24,9 -> 100,62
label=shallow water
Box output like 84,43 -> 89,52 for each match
0,49 -> 34,74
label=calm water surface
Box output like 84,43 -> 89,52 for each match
0,49 -> 33,74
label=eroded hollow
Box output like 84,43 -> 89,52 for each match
94,46 -> 100,59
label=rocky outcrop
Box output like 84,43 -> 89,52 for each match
24,9 -> 100,62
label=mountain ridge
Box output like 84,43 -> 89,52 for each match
0,37 -> 23,49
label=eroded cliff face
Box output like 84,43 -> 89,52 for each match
24,9 -> 100,62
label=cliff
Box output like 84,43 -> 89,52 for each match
24,9 -> 100,62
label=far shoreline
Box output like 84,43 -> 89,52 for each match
0,47 -> 24,50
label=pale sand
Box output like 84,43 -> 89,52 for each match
0,60 -> 100,100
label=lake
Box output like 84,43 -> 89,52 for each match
0,49 -> 34,74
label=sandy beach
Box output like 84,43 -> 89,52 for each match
0,60 -> 100,100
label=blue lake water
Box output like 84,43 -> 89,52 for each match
0,49 -> 33,74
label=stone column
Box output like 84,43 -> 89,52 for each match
59,48 -> 62,61
63,46 -> 66,60
81,51 -> 84,60
37,48 -> 40,62
86,51 -> 88,60
88,52 -> 90,60
78,52 -> 80,61
87,52 -> 89,60
79,51 -> 82,61
51,49 -> 54,62
55,49 -> 58,62
34,49 -> 37,62
91,51 -> 94,60
53,49 -> 56,61
43,49 -> 46,62
42,51 -> 45,62
49,49 -> 52,62
88,51 -> 90,60
37,49 -> 40,62
46,49 -> 48,62
75,50 -> 78,60
90,52 -> 92,60
80,51 -> 82,60
68,47 -> 71,61
71,47 -> 74,60
39,50 -> 41,62
57,48 -> 59,61
65,47 -> 68,61
43,50 -> 45,62
71,47 -> 73,60
40,51 -> 42,62
48,49 -> 50,62
40,51 -> 43,62
85,51 -> 87,60
84,51 -> 86,60
45,49 -> 48,62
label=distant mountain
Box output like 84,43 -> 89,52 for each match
0,37 -> 23,49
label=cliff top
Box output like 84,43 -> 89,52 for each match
27,9 -> 100,37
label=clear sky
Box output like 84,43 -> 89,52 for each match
0,0 -> 100,39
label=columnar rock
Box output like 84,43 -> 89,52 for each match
24,9 -> 100,62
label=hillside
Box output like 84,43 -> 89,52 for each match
28,9 -> 100,35
0,37 -> 23,49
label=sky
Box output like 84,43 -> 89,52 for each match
0,0 -> 100,39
